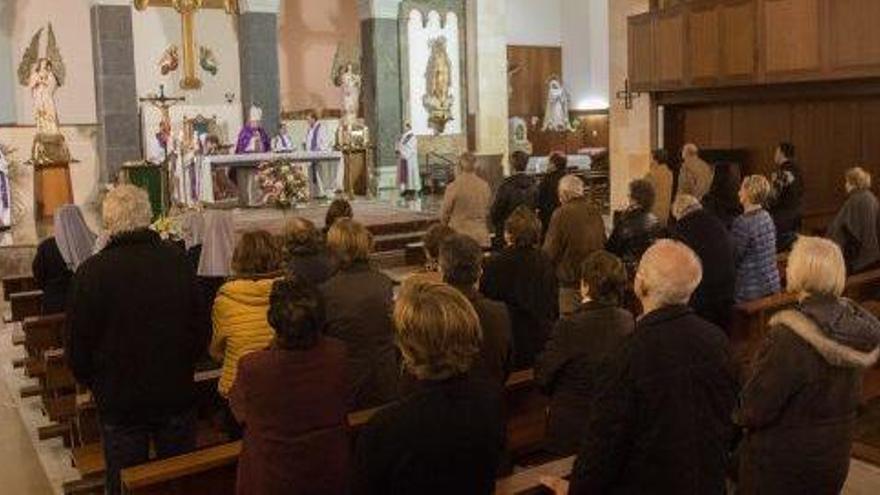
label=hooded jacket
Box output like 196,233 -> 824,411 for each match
211,277 -> 279,396
736,296 -> 880,495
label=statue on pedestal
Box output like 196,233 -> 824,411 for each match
18,24 -> 71,164
423,36 -> 454,134
542,76 -> 574,132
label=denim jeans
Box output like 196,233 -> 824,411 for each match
100,409 -> 197,495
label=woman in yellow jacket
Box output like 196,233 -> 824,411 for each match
211,230 -> 283,400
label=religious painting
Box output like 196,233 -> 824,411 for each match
400,1 -> 467,137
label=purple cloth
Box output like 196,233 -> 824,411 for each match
235,124 -> 271,154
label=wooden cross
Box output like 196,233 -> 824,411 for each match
134,0 -> 238,90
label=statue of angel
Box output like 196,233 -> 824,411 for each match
542,76 -> 573,132
331,44 -> 362,125
18,24 -> 65,136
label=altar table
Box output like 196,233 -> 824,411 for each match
203,150 -> 344,207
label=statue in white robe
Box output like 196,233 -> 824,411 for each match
542,77 -> 574,132
396,123 -> 421,194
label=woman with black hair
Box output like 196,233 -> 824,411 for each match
229,277 -> 351,495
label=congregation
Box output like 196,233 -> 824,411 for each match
28,142 -> 880,494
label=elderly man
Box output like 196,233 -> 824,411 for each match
66,185 -> 208,495
827,167 -> 880,273
670,194 -> 736,330
544,240 -> 737,495
678,143 -> 714,200
543,175 -> 607,315
441,152 -> 492,247
440,234 -> 513,386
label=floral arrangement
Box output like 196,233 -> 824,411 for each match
150,214 -> 183,241
257,159 -> 310,208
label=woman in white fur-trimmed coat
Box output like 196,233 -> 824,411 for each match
735,236 -> 880,495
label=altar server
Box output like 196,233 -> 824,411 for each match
272,122 -> 295,152
304,112 -> 340,198
0,147 -> 11,229
396,122 -> 421,196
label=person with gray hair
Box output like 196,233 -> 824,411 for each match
678,142 -> 714,200
65,184 -> 209,495
543,174 -> 607,315
669,194 -> 736,330
546,239 -> 737,495
736,236 -> 880,493
827,166 -> 880,273
441,152 -> 492,247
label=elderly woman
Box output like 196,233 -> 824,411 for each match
66,185 -> 208,495
482,206 -> 558,368
544,175 -> 607,315
230,278 -> 350,495
33,204 -> 96,313
535,250 -> 634,455
827,167 -> 880,273
732,175 -> 781,303
353,279 -> 503,494
283,217 -> 335,286
211,231 -> 282,400
320,219 -> 398,409
606,178 -> 663,275
736,236 -> 880,494
441,152 -> 492,247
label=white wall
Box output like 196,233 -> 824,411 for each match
506,0 -> 609,111
562,0 -> 609,110
506,0 -> 562,46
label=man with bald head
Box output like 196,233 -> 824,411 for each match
678,143 -> 714,200
561,240 -> 737,495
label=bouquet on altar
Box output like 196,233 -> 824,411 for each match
257,159 -> 310,208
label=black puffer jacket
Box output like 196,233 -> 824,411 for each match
736,296 -> 880,495
768,160 -> 804,251
569,306 -> 737,495
606,207 -> 663,274
490,173 -> 537,245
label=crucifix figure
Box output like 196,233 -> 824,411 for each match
140,84 -> 186,163
134,0 -> 238,90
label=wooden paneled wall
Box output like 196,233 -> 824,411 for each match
507,46 -> 562,118
666,95 -> 880,219
629,0 -> 880,92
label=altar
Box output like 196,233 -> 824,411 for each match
204,150 -> 344,207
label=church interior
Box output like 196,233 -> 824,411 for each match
1,0 -> 880,493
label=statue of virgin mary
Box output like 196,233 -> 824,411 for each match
542,77 -> 574,132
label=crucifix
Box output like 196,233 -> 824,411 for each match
140,84 -> 186,162
134,0 -> 239,90
615,78 -> 643,110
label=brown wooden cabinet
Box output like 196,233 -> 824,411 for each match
629,0 -> 880,92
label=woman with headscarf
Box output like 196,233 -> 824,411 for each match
32,204 -> 96,313
196,210 -> 236,329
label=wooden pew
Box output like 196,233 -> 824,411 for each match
495,455 -> 574,495
9,290 -> 43,323
121,369 -> 548,494
21,313 -> 65,379
2,275 -> 36,301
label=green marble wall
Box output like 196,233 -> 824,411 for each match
361,18 -> 402,190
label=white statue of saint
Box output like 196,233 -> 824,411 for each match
542,77 -> 573,132
340,63 -> 361,125
18,25 -> 65,137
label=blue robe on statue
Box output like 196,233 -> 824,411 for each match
235,124 -> 271,154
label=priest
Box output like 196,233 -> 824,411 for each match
235,106 -> 271,154
396,122 -> 421,196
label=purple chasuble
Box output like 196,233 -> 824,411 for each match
235,124 -> 271,154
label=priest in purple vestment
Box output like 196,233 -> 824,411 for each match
235,106 -> 271,154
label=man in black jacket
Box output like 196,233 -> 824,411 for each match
537,152 -> 569,238
544,240 -> 737,495
670,194 -> 736,331
490,150 -> 537,249
66,185 -> 208,495
768,142 -> 804,251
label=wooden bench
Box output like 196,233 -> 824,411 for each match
120,369 -> 547,494
9,290 -> 43,323
2,275 -> 36,301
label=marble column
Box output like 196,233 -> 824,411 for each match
0,9 -> 15,125
238,0 -> 281,134
468,0 -> 509,172
91,1 -> 140,181
609,0 -> 652,209
359,0 -> 402,189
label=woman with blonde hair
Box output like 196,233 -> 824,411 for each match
354,279 -> 503,494
736,236 -> 880,494
827,166 -> 880,273
321,219 -> 398,409
731,175 -> 780,302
